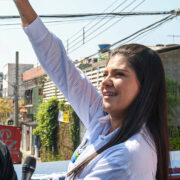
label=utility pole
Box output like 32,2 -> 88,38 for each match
168,35 -> 180,43
14,51 -> 19,127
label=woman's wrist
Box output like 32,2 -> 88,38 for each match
13,0 -> 37,27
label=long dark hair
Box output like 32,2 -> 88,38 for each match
67,44 -> 170,180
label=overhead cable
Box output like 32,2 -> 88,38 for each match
0,10 -> 176,19
0,17 -> 122,27
68,0 -> 145,53
67,0 -> 135,49
67,0 -> 123,40
116,15 -> 175,45
67,0 -> 128,44
85,14 -> 176,59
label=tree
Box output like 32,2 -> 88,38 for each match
33,97 -> 59,150
0,98 -> 14,125
166,77 -> 180,125
166,78 -> 180,150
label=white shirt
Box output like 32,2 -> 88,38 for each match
24,17 -> 157,180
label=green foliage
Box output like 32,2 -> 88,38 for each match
71,110 -> 80,151
33,86 -> 43,121
40,147 -> 62,162
171,126 -> 180,138
34,98 -> 80,161
166,78 -> 180,150
58,100 -> 66,111
33,97 -> 59,151
58,101 -> 80,155
58,121 -> 73,160
38,76 -> 45,85
166,77 -> 180,124
78,63 -> 92,70
55,87 -> 58,97
0,98 -> 14,124
170,126 -> 180,150
170,137 -> 180,151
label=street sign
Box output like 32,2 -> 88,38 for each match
58,111 -> 69,123
0,125 -> 22,163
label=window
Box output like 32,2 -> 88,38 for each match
25,89 -> 33,104
39,88 -> 43,96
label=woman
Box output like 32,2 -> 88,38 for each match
13,0 -> 170,179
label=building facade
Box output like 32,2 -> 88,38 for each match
2,63 -> 33,98
20,66 -> 45,157
158,46 -> 180,125
0,72 -> 3,97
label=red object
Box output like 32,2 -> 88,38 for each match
0,125 -> 22,163
171,176 -> 180,180
174,168 -> 180,173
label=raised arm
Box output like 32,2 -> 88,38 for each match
13,0 -> 37,27
13,0 -> 102,130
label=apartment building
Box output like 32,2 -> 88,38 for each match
2,63 -> 33,98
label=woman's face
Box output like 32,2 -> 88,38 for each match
101,54 -> 140,117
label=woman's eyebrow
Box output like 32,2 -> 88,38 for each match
103,68 -> 129,74
112,68 -> 129,73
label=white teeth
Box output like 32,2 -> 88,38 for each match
105,92 -> 114,96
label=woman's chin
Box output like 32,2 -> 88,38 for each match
102,103 -> 113,114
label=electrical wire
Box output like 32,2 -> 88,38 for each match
67,0 -> 131,50
67,0 -> 138,52
85,14 -> 176,59
0,11 -> 174,19
111,15 -> 174,47
66,0 -> 128,46
0,17 -> 119,27
0,11 -> 173,30
120,15 -> 175,45
65,1 -> 129,53
68,0 -> 145,53
67,0 -> 122,40
0,11 -> 174,26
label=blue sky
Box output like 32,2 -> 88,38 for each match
0,0 -> 179,72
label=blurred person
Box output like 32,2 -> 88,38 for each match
0,140 -> 17,180
13,0 -> 170,179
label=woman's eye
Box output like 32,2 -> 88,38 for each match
115,73 -> 124,77
103,73 -> 108,77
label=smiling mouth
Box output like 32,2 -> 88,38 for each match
103,92 -> 117,98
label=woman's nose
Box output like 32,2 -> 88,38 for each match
101,76 -> 113,87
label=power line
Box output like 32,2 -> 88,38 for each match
0,10 -> 176,27
68,0 -> 146,53
65,8 -> 176,49
67,0 -> 123,40
0,17 -> 120,27
0,10 -> 175,19
67,0 -> 133,50
66,0 -> 129,53
68,0 -> 139,52
120,15 -> 175,45
69,9 -> 179,54
0,10 -> 174,27
85,14 -> 176,59
168,34 -> 180,43
112,15 -> 174,47
67,0 -> 129,44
